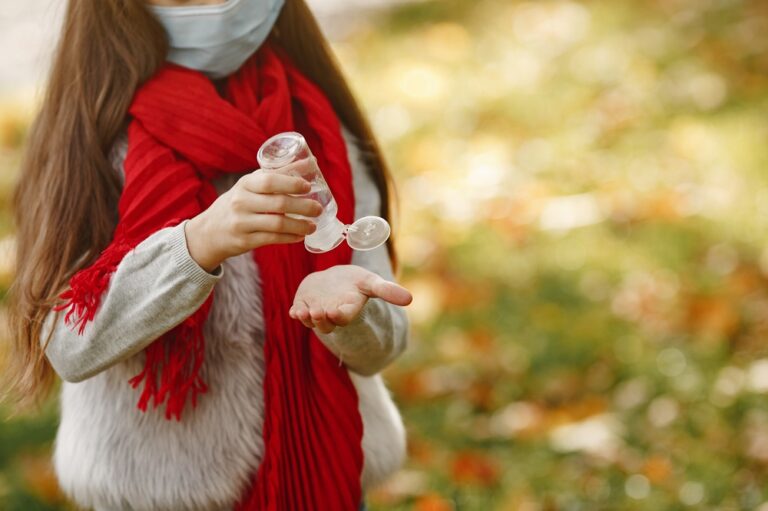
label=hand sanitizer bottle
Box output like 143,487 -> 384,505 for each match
257,132 -> 391,253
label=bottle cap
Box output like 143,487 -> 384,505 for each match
346,216 -> 391,251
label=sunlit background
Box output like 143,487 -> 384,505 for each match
3,0 -> 768,509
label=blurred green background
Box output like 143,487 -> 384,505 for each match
3,0 -> 768,509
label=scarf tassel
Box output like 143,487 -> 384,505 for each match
55,229 -> 212,421
128,297 -> 212,421
54,232 -> 136,335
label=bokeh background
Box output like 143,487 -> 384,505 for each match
3,0 -> 768,509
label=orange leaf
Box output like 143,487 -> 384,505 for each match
450,451 -> 501,487
415,493 -> 454,511
643,455 -> 672,484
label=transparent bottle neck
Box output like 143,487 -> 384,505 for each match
305,215 -> 346,253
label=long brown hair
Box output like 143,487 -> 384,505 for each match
3,0 -> 397,410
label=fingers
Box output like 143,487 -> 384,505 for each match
375,280 -> 414,306
359,274 -> 414,306
289,303 -> 315,329
326,305 -> 357,327
229,222 -> 309,251
258,233 -> 306,246
310,306 -> 336,334
241,171 -> 311,195
289,302 -> 338,334
230,187 -> 322,217
260,195 -> 323,217
241,214 -> 317,236
273,157 -> 320,182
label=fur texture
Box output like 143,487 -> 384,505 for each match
55,252 -> 268,511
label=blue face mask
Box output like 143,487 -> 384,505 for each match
150,0 -> 285,79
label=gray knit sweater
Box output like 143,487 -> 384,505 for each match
41,129 -> 409,511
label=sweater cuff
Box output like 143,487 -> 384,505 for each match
167,220 -> 224,285
315,299 -> 388,374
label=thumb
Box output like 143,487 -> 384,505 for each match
360,273 -> 413,306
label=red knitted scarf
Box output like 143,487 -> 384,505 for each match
54,44 -> 363,510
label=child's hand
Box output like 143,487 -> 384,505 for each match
185,168 -> 323,272
290,265 -> 413,334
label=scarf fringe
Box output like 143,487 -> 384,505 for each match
55,226 -> 212,421
128,295 -> 212,421
54,232 -> 136,335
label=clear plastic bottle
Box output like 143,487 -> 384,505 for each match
257,132 -> 391,253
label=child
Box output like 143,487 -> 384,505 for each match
4,0 -> 412,510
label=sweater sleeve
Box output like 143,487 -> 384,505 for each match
42,133 -> 224,382
312,132 -> 410,376
42,220 -> 224,383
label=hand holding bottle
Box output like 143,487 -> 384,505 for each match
258,132 -> 392,254
185,171 -> 323,272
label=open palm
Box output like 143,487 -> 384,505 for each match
289,265 -> 413,334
